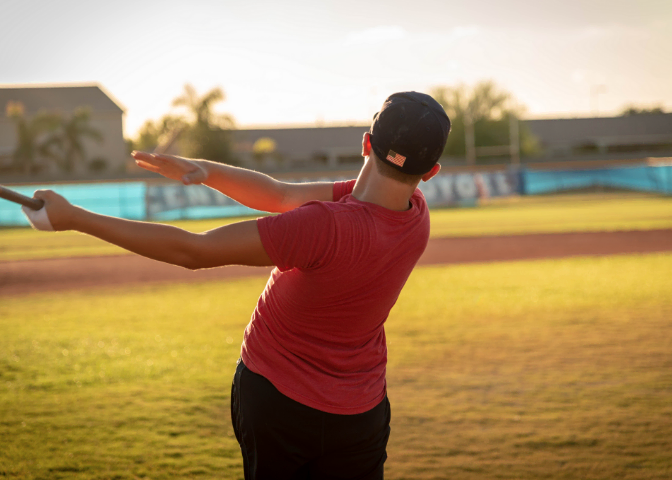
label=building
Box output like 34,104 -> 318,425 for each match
0,84 -> 126,175
525,114 -> 672,158
231,114 -> 672,169
232,125 -> 368,170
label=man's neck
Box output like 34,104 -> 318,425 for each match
351,158 -> 417,211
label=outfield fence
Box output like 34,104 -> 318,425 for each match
0,182 -> 145,227
521,164 -> 672,195
1,164 -> 670,227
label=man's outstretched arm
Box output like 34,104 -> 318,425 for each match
132,151 -> 333,213
34,190 -> 273,269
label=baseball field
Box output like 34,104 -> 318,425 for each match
1,191 -> 671,479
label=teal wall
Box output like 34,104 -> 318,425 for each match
522,165 -> 672,195
1,165 -> 669,227
0,182 -> 146,227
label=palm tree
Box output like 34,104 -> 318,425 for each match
57,108 -> 103,172
172,84 -> 228,128
6,101 -> 61,174
170,84 -> 235,163
133,114 -> 188,153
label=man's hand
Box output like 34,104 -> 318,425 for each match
132,151 -> 208,185
31,190 -> 77,231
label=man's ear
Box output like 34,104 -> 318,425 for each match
362,132 -> 372,157
421,163 -> 441,182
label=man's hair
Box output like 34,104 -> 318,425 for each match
372,153 -> 424,185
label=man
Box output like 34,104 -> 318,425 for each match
24,91 -> 450,479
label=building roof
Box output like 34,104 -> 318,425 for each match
232,125 -> 369,160
0,84 -> 125,116
526,114 -> 672,147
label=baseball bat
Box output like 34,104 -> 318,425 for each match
0,185 -> 45,210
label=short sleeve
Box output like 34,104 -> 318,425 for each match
257,202 -> 336,272
333,180 -> 356,202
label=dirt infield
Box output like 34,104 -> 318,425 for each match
1,229 -> 671,297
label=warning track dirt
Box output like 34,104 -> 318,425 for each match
1,229 -> 670,297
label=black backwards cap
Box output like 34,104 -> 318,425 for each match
369,91 -> 451,175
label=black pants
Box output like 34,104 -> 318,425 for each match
231,359 -> 391,480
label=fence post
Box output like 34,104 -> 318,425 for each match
509,116 -> 520,166
465,111 -> 476,165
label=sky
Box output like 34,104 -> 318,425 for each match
1,0 -> 671,137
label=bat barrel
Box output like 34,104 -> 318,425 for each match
0,186 -> 45,210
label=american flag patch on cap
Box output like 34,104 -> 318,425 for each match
386,150 -> 406,167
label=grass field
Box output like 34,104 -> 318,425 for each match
1,192 -> 671,261
1,253 -> 671,479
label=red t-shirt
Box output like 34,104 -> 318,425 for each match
241,180 -> 430,414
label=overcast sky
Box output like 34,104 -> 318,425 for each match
1,0 -> 671,137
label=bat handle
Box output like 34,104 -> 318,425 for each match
25,197 -> 46,210
0,186 -> 46,210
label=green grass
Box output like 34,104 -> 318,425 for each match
385,253 -> 672,479
1,253 -> 671,479
429,192 -> 672,238
1,192 -> 670,261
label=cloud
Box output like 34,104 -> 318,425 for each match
343,24 -> 480,47
570,69 -> 607,86
571,70 -> 585,84
344,26 -> 408,46
450,25 -> 481,39
576,24 -> 651,40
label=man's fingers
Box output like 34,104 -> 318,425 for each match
33,189 -> 53,201
153,153 -> 183,163
132,151 -> 171,168
146,155 -> 166,166
131,151 -> 155,161
135,160 -> 162,173
134,151 -> 199,184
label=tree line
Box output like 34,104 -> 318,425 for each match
431,81 -> 539,159
132,81 -> 539,165
7,81 -> 665,176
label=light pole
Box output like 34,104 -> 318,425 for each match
590,85 -> 607,115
